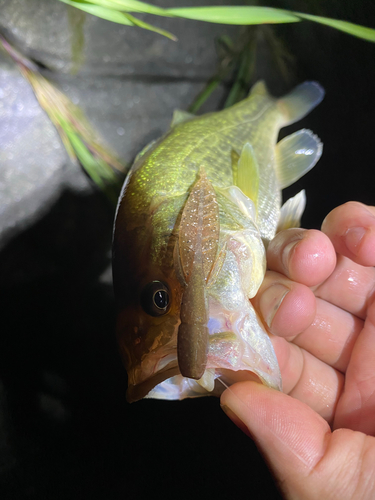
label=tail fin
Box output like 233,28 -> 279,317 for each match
278,81 -> 325,125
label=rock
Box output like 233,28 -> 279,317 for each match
0,0 -> 237,247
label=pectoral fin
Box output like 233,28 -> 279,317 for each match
277,190 -> 306,231
220,186 -> 257,222
275,129 -> 322,189
236,143 -> 260,208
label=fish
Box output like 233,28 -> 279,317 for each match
112,80 -> 324,402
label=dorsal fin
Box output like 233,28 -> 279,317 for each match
170,109 -> 196,128
248,80 -> 269,98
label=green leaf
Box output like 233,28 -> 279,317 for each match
166,6 -> 300,25
188,79 -> 220,114
59,0 -> 134,24
294,12 -> 375,43
63,0 -> 169,16
57,1 -> 375,44
123,13 -> 177,40
60,0 -> 176,38
96,0 -> 168,16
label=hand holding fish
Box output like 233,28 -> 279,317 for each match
221,201 -> 375,500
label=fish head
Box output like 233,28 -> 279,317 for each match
114,171 -> 281,402
114,196 -> 184,401
116,273 -> 183,403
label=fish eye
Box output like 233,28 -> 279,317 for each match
140,281 -> 171,317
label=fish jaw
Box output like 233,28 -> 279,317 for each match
135,298 -> 282,401
117,307 -> 181,403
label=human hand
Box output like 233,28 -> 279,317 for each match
221,202 -> 375,499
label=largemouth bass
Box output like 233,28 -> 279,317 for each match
113,81 -> 324,402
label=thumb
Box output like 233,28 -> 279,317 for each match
220,382 -> 331,499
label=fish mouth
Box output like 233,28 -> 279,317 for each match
126,299 -> 282,402
127,364 -> 180,403
126,353 -> 217,402
127,364 -> 265,402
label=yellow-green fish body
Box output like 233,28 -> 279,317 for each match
113,81 -> 324,402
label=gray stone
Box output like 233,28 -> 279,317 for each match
0,65 -> 92,249
0,0 -> 237,247
0,0 -> 240,76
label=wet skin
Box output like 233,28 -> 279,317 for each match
221,202 -> 375,500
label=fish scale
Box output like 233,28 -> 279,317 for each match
113,80 -> 324,402
127,97 -> 282,246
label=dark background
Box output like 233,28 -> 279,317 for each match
1,1 -> 375,499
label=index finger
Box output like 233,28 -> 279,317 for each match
321,202 -> 375,267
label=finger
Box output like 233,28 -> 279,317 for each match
221,382 -> 375,500
292,298 -> 363,372
334,298 -> 375,436
321,201 -> 375,267
265,293 -> 362,378
314,255 -> 375,319
273,336 -> 343,422
267,228 -> 336,286
251,270 -> 316,337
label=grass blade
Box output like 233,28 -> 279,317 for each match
188,78 -> 221,114
123,13 -> 177,40
294,12 -> 375,43
59,0 -> 134,25
0,35 -> 125,204
60,0 -> 176,38
57,1 -> 375,44
70,0 -> 170,16
224,31 -> 256,107
166,6 -> 299,25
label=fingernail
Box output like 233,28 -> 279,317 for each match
282,239 -> 300,273
344,227 -> 366,254
258,284 -> 290,328
221,404 -> 252,438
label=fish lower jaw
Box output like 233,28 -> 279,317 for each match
128,358 -> 279,402
139,367 -> 265,401
127,303 -> 282,401
127,357 -> 217,401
